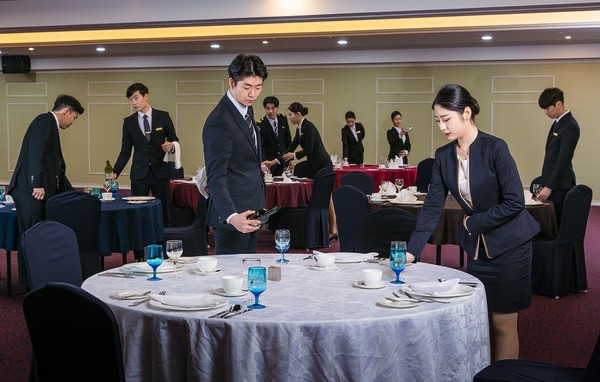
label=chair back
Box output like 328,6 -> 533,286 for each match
21,220 -> 83,290
308,169 -> 336,210
163,193 -> 208,256
333,185 -> 369,251
293,161 -> 312,178
583,332 -> 600,381
415,158 -> 434,193
356,208 -> 417,257
23,282 -> 126,382
168,161 -> 185,179
340,171 -> 374,195
558,185 -> 592,244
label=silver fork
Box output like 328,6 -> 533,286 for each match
129,290 -> 166,307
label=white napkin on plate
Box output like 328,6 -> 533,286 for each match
150,293 -> 216,308
408,278 -> 460,296
394,189 -> 418,203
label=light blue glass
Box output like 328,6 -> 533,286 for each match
274,229 -> 290,263
146,244 -> 163,281
389,241 -> 407,284
90,187 -> 102,199
110,181 -> 119,199
247,266 -> 267,309
0,186 -> 5,208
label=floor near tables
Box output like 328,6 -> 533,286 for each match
1,208 -> 599,382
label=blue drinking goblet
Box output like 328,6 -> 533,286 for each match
247,266 -> 267,309
146,244 -> 163,281
389,240 -> 407,284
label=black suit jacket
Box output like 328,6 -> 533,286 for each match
287,119 -> 331,174
387,127 -> 411,163
258,113 -> 292,175
203,95 -> 266,228
113,108 -> 178,181
341,123 -> 365,164
408,131 -> 540,260
541,111 -> 579,191
9,112 -> 72,197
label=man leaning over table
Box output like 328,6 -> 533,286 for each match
9,94 -> 84,286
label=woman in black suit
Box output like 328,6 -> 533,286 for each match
386,110 -> 411,163
341,111 -> 365,165
406,84 -> 540,361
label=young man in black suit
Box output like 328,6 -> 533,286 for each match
258,96 -> 292,176
535,87 -> 580,223
341,111 -> 365,165
9,94 -> 84,284
202,54 -> 268,254
111,83 -> 179,260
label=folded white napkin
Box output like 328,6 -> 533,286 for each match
150,293 -> 215,308
524,190 -> 534,203
408,278 -> 460,296
193,166 -> 209,198
163,141 -> 182,169
394,189 -> 418,203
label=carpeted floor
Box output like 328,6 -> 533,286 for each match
1,207 -> 598,381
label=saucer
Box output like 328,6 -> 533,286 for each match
309,264 -> 339,271
193,268 -> 222,276
376,299 -> 421,309
100,198 -> 115,202
353,280 -> 387,289
212,288 -> 248,297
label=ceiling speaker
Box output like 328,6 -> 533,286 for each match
2,55 -> 31,74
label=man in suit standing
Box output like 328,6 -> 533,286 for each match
111,83 -> 179,260
258,96 -> 292,176
341,111 -> 365,165
535,87 -> 580,223
203,54 -> 268,254
9,94 -> 84,284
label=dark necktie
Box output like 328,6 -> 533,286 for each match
143,115 -> 151,142
245,114 -> 257,151
273,120 -> 279,137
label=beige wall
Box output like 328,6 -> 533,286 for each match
1,61 -> 597,198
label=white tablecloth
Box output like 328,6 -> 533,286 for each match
82,253 -> 490,382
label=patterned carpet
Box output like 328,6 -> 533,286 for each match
1,207 -> 598,381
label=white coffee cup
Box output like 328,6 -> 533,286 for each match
408,186 -> 417,193
362,269 -> 383,286
197,257 -> 218,273
314,253 -> 335,268
101,192 -> 112,200
370,193 -> 382,201
222,275 -> 243,293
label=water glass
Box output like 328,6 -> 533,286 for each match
389,241 -> 407,284
532,184 -> 541,197
242,258 -> 261,290
146,244 -> 163,281
248,266 -> 267,309
0,186 -> 5,208
110,181 -> 119,199
395,178 -> 404,192
165,240 -> 183,269
275,229 -> 290,263
90,187 -> 102,199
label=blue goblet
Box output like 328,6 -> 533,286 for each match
146,244 -> 163,281
275,229 -> 290,263
389,241 -> 407,284
247,266 -> 267,309
110,181 -> 119,199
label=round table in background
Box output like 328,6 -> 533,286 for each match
334,165 -> 417,193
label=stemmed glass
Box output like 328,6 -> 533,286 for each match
395,178 -> 404,192
247,266 -> 267,309
110,181 -> 119,199
146,244 -> 163,281
103,179 -> 112,193
165,239 -> 183,270
275,229 -> 290,263
532,184 -> 541,198
389,241 -> 407,284
0,186 -> 5,208
242,258 -> 261,290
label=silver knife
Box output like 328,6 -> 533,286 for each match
224,308 -> 252,319
99,273 -> 135,278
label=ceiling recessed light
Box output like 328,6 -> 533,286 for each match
337,39 -> 348,45
481,35 -> 493,41
262,40 -> 269,45
96,47 -> 106,52
565,35 -> 572,40
210,43 -> 220,49
28,47 -> 35,51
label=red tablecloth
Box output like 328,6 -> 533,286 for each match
334,165 -> 417,193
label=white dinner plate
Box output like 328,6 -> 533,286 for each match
401,284 -> 475,298
148,295 -> 228,311
274,181 -> 298,184
127,200 -> 148,204
412,192 -> 428,196
389,200 -> 424,205
193,268 -> 223,276
309,264 -> 339,271
334,252 -> 377,263
122,196 -> 156,201
525,200 -> 543,206
110,290 -> 151,300
211,288 -> 248,297
376,299 -> 421,309
125,263 -> 185,274
353,280 -> 387,289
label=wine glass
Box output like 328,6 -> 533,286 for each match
389,241 -> 407,284
532,184 -> 541,197
395,178 -> 404,192
0,186 -> 5,208
165,240 -> 183,270
274,229 -> 290,263
110,181 -> 119,199
247,266 -> 267,309
103,179 -> 112,193
146,244 -> 163,281
242,258 -> 261,290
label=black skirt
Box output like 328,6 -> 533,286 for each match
467,240 -> 532,313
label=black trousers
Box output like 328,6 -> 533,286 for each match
213,227 -> 258,255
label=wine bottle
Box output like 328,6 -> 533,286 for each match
104,160 -> 113,180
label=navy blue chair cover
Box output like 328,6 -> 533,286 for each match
415,158 -> 434,193
23,282 -> 126,382
21,220 -> 83,290
46,190 -> 101,278
293,161 -> 313,179
532,185 -> 592,298
269,169 -> 335,249
163,193 -> 208,256
168,162 -> 184,179
332,185 -> 369,251
355,208 -> 417,258
474,331 -> 600,382
340,171 -> 374,195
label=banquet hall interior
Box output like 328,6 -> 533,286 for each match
1,1 -> 600,381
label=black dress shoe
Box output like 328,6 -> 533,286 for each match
329,233 -> 339,241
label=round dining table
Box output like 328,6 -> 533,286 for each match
0,204 -> 18,296
82,253 -> 490,382
334,164 -> 418,193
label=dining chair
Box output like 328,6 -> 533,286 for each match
340,171 -> 374,195
269,169 -> 336,249
293,161 -> 313,178
46,190 -> 102,278
168,161 -> 185,179
23,282 -> 126,382
531,184 -> 592,298
474,331 -> 600,382
163,193 -> 208,255
415,158 -> 434,193
21,220 -> 83,291
356,208 -> 417,257
332,185 -> 369,251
